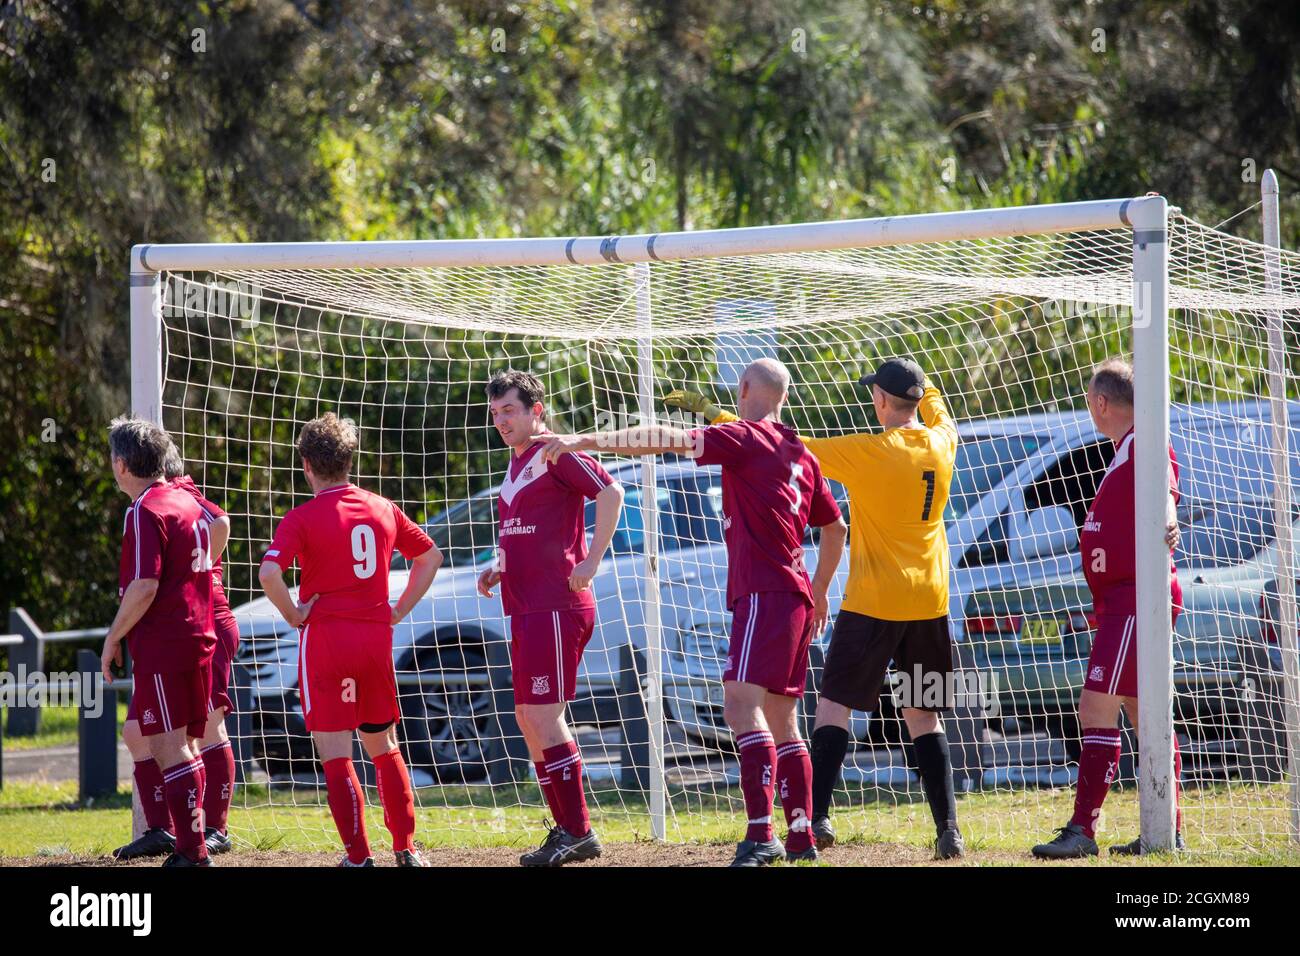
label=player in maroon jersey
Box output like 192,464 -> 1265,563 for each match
114,445 -> 238,861
478,370 -> 625,866
100,419 -> 218,867
544,358 -> 848,867
1033,358 -> 1184,858
259,413 -> 443,867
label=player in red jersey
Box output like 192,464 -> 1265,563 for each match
544,359 -> 848,867
259,414 -> 443,867
477,370 -> 625,866
1033,358 -> 1184,859
100,419 -> 218,867
114,445 -> 238,862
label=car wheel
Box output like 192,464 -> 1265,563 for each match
398,632 -> 495,783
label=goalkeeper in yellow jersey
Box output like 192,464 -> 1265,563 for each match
665,357 -> 964,859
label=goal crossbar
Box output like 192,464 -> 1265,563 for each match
130,196 -> 1160,273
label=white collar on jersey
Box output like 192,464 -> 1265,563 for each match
498,447 -> 549,507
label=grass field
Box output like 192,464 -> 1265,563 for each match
3,776 -> 1297,866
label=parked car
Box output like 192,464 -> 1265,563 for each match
234,457 -> 769,781
235,399 -> 1300,777
664,400 -> 1300,747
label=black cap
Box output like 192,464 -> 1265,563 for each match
859,358 -> 926,401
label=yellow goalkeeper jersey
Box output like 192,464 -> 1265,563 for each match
713,385 -> 957,621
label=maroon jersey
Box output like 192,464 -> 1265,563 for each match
688,419 -> 842,610
496,439 -> 616,617
118,481 -> 217,673
263,484 -> 433,624
169,475 -> 232,610
1078,428 -> 1182,615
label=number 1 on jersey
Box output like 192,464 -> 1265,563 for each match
920,470 -> 936,521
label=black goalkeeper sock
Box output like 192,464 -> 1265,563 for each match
913,730 -> 958,834
810,725 -> 850,818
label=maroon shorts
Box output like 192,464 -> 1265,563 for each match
209,605 -> 240,715
1084,606 -> 1182,699
509,606 -> 596,704
129,663 -> 213,738
724,591 -> 815,698
299,618 -> 399,733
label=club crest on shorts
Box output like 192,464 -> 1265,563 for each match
1089,665 -> 1105,682
142,708 -> 157,725
532,674 -> 551,696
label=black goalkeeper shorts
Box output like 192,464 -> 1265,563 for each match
820,610 -> 955,713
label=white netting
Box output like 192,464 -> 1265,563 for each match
155,209 -> 1300,858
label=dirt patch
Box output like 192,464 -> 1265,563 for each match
2,839 -> 1063,868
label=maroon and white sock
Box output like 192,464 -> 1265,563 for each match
534,760 -> 564,830
543,741 -> 590,837
1070,727 -> 1121,838
162,758 -> 208,862
134,759 -> 173,833
373,748 -> 416,853
737,729 -> 777,843
323,756 -> 371,864
776,738 -> 814,853
200,740 -> 235,834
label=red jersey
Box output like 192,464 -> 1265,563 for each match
118,481 -> 217,673
1078,428 -> 1182,615
170,475 -> 231,611
263,484 -> 433,624
496,439 -> 616,617
688,418 -> 842,610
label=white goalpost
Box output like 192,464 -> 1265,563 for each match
128,189 -> 1300,856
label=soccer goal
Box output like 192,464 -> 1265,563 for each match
129,180 -> 1300,859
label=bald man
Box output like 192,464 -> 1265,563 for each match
543,359 -> 848,867
666,357 -> 965,860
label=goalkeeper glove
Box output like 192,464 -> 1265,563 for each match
663,388 -> 725,424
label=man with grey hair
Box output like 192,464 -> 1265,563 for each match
543,358 -> 848,866
1033,357 -> 1184,858
101,417 -> 217,866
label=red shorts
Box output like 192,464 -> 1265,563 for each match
1084,606 -> 1182,699
209,605 -> 240,715
129,663 -> 213,738
510,606 -> 595,704
724,591 -> 815,698
299,618 -> 399,733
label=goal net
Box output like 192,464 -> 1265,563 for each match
142,200 -> 1300,859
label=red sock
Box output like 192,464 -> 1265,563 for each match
542,741 -> 590,838
323,757 -> 371,864
535,760 -> 564,829
776,739 -> 813,853
1173,735 -> 1184,834
737,729 -> 776,843
162,758 -> 207,862
200,740 -> 235,834
1071,727 -> 1121,838
373,748 -> 416,853
134,759 -> 172,833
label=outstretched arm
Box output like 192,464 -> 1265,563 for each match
541,425 -> 699,463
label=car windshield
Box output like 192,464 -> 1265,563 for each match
1175,499 -> 1288,569
947,434 -> 1045,521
